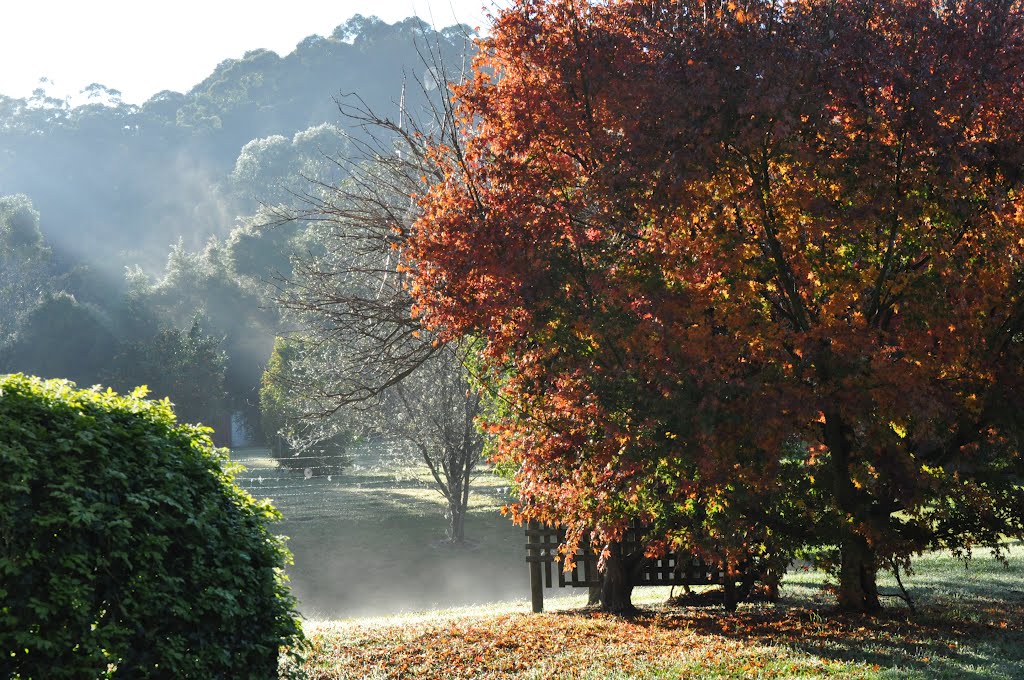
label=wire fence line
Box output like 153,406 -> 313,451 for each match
228,442 -> 511,523
228,442 -> 445,521
241,454 -> 353,463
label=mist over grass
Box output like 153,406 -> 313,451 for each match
235,441 -> 1024,678
289,544 -> 1024,679
234,441 -> 1024,625
233,443 -> 532,618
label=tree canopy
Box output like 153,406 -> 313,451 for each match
408,0 -> 1024,611
0,194 -> 53,344
0,17 -> 478,439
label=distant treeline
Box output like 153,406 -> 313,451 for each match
0,15 -> 472,270
0,15 -> 474,441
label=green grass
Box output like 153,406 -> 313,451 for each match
232,445 -> 528,618
231,447 -> 1024,679
287,546 -> 1024,679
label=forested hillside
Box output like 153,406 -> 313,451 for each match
0,16 -> 469,267
0,16 -> 473,440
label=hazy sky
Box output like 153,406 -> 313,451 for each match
0,0 -> 502,105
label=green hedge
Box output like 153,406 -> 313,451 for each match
0,375 -> 303,679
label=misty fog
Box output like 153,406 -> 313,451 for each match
0,15 -> 537,619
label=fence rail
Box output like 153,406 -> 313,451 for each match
526,520 -> 758,612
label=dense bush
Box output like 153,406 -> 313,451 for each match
0,374 -> 303,679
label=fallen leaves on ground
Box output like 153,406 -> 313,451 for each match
294,600 -> 1024,679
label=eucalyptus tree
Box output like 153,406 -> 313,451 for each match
122,236 -> 279,430
0,194 -> 53,344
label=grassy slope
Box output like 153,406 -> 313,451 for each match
233,445 -> 529,618
231,448 -> 1024,679
294,546 -> 1024,679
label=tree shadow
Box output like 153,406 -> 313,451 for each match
548,565 -> 1024,678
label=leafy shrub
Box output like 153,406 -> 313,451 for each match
0,374 -> 303,679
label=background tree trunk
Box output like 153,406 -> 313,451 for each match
448,496 -> 466,543
588,581 -> 603,606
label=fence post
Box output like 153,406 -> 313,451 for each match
527,520 -> 544,613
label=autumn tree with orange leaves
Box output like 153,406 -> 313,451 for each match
406,0 -> 1024,613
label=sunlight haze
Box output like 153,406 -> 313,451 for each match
0,0 -> 498,104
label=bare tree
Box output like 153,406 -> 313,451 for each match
270,45 -> 487,543
381,346 -> 484,543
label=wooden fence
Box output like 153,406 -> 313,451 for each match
526,520 -> 755,612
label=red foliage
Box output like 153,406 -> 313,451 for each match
407,0 -> 1024,609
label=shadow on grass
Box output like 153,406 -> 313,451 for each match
547,553 -> 1024,679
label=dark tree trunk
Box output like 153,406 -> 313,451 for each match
448,497 -> 466,543
723,577 -> 738,612
838,531 -> 881,612
824,407 -> 882,613
763,566 -> 781,603
582,531 -> 602,606
446,449 -> 473,544
601,541 -> 638,614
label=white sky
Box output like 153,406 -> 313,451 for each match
0,0 -> 502,105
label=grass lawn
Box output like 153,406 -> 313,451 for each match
232,444 -> 529,618
230,447 -> 1023,679
289,547 -> 1024,679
